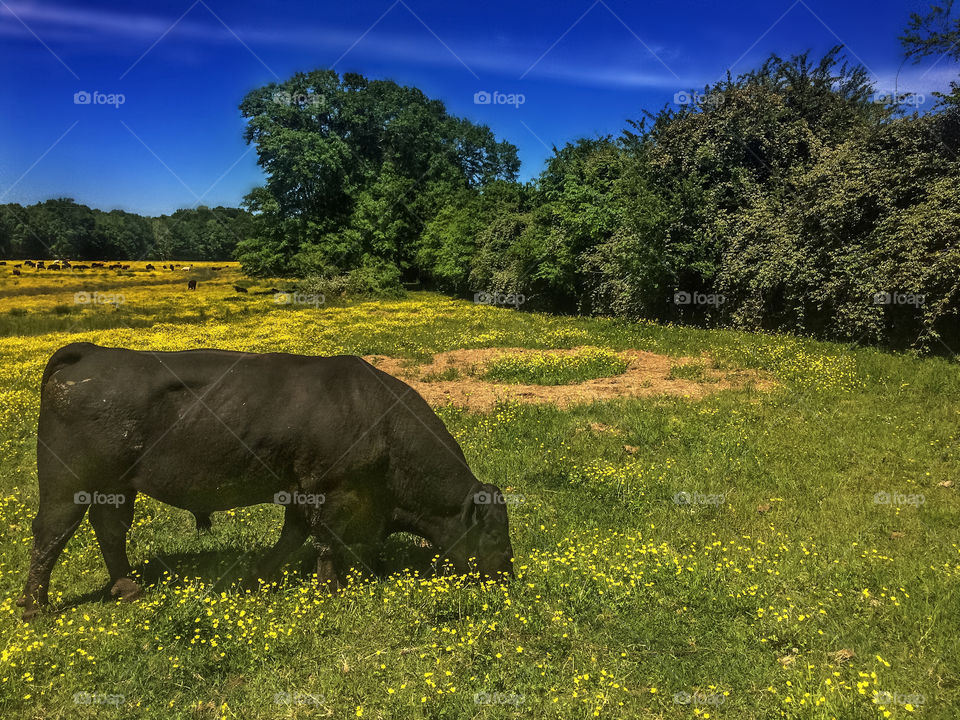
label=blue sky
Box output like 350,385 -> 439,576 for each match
1,0 -> 957,215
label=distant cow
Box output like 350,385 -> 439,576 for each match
145,264 -> 155,271
233,285 -> 248,293
24,260 -> 35,267
187,280 -> 197,290
181,266 -> 191,271
12,268 -> 20,276
36,261 -> 45,269
18,344 -> 514,620
0,261 -> 6,265
122,265 -> 130,270
61,260 -> 71,268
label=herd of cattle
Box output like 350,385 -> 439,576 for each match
2,261 -> 229,278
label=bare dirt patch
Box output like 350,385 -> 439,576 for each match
364,346 -> 774,411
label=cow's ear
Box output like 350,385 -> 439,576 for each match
460,490 -> 480,528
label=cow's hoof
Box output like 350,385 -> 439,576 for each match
110,577 -> 142,602
315,558 -> 342,591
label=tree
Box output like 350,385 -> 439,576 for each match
236,70 -> 519,277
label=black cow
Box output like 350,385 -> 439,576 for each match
145,264 -> 155,271
12,268 -> 20,276
233,285 -> 248,293
20,343 -> 513,620
187,280 -> 197,290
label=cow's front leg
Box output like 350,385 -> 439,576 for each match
88,492 -> 141,603
246,505 -> 310,589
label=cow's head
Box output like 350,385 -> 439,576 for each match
443,483 -> 514,579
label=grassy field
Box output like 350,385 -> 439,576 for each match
0,262 -> 957,719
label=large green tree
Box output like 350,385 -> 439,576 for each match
235,70 -> 519,277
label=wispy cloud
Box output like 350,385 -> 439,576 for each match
0,1 -> 688,88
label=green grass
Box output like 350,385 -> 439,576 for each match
0,282 -> 957,719
482,347 -> 630,385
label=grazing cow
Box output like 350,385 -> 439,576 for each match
61,260 -> 71,268
36,261 -> 45,269
187,280 -> 197,290
180,266 -> 191,271
122,265 -> 130,270
14,264 -> 22,268
19,344 -> 514,620
12,268 -> 20,276
145,264 -> 155,271
25,260 -> 35,267
92,262 -> 104,268
233,285 -> 248,293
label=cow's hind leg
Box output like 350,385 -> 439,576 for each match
245,505 -> 310,589
20,498 -> 88,620
88,493 -> 141,602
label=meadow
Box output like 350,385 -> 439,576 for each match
0,262 -> 957,719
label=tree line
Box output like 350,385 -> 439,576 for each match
0,200 -> 254,262
236,4 -> 960,349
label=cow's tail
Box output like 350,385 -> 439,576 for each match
41,342 -> 97,387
